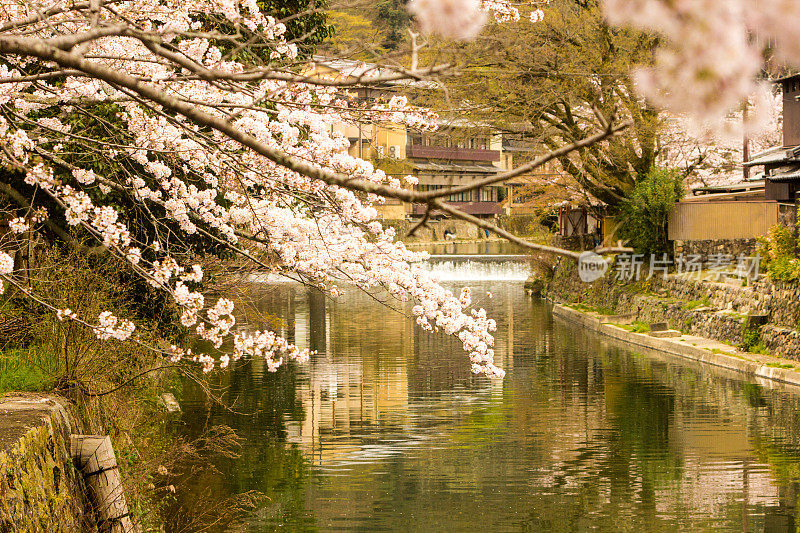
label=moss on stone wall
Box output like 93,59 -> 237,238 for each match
0,400 -> 92,532
541,260 -> 748,345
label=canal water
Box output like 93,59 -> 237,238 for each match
173,252 -> 800,532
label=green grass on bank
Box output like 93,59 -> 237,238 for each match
566,302 -> 615,315
683,297 -> 711,310
0,346 -> 58,393
615,320 -> 651,333
764,362 -> 796,370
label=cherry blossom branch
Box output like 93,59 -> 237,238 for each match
428,199 -> 632,258
0,181 -> 109,255
416,120 -> 631,200
0,37 -> 629,260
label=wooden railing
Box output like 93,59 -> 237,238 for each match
406,144 -> 500,162
412,201 -> 502,216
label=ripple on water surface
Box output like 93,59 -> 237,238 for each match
173,279 -> 800,532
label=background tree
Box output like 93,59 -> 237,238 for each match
616,167 -> 683,255
3,0 -> 588,381
428,0 -> 659,208
318,0 -> 411,58
376,0 -> 411,51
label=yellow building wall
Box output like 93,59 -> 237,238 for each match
375,202 -> 410,219
668,201 -> 778,241
373,124 -> 408,159
603,216 -> 621,246
490,134 -> 508,170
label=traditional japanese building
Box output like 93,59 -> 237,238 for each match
306,56 -> 512,220
745,73 -> 800,203
667,77 -> 797,255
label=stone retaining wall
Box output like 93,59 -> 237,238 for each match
673,238 -> 758,258
0,394 -> 93,532
551,304 -> 800,391
543,259 -> 800,360
380,219 -> 496,243
653,276 -> 800,328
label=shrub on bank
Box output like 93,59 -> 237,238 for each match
758,224 -> 800,283
617,167 -> 684,255
0,244 -> 268,531
0,246 -> 180,390
0,246 -> 183,529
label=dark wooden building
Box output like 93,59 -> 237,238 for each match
746,74 -> 800,202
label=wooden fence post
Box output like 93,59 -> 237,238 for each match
70,435 -> 135,533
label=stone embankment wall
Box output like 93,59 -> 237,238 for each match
381,215 -> 551,244
380,219 -> 497,243
542,259 -> 800,359
0,394 -> 92,532
673,238 -> 758,258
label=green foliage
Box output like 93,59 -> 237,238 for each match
683,297 -> 711,310
376,0 -> 411,50
617,320 -> 651,333
739,323 -> 770,354
756,223 -> 800,283
0,347 -> 57,392
617,167 -> 684,255
260,0 -> 334,57
740,328 -> 761,352
767,223 -> 796,259
764,361 -> 793,369
766,256 -> 800,283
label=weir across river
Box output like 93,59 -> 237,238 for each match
171,249 -> 800,532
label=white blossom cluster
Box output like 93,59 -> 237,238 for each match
602,0 -> 800,134
407,0 -> 546,40
0,0 -> 510,378
369,95 -> 440,136
93,311 -> 136,341
0,252 -> 13,275
56,308 -> 76,321
8,217 -> 28,234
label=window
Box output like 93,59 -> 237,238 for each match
479,187 -> 497,202
448,190 -> 475,202
471,137 -> 488,150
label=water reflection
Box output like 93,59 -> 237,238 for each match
173,279 -> 800,532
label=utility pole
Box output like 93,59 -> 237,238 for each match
743,99 -> 751,181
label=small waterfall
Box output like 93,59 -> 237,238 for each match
419,255 -> 532,281
248,254 -> 533,283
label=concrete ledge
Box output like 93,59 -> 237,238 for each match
0,394 -> 76,451
649,330 -> 682,338
551,303 -> 800,390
